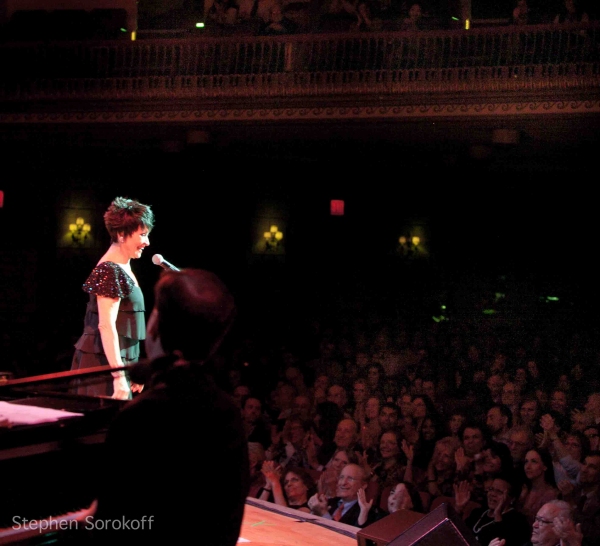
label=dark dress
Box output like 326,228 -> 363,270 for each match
465,506 -> 531,546
70,261 -> 146,397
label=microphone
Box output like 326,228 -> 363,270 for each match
152,254 -> 180,272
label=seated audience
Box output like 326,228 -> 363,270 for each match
385,481 -> 425,514
248,442 -> 268,497
260,462 -> 317,512
457,473 -> 531,546
516,448 -> 559,526
366,428 -> 407,495
318,446 -> 360,498
307,463 -> 379,527
489,499 -> 584,546
242,395 -> 272,449
557,450 -> 600,543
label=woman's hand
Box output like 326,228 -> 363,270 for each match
453,480 -> 471,514
307,493 -> 329,516
454,447 -> 470,472
554,516 -> 583,546
112,376 -> 131,400
261,460 -> 282,486
557,479 -> 575,498
493,490 -> 509,522
401,439 -> 414,462
488,539 -> 506,546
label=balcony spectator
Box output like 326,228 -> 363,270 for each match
399,2 -> 425,30
513,0 -> 532,24
259,2 -> 299,34
553,0 -> 589,22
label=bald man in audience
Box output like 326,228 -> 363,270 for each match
488,499 -> 584,546
308,463 -> 378,527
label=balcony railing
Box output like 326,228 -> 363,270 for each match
0,23 -> 598,101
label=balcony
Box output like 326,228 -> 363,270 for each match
0,22 -> 598,151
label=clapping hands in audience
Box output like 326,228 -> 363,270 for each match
554,516 -> 583,546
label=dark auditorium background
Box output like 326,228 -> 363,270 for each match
0,0 -> 599,380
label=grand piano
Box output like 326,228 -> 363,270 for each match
0,367 -> 126,544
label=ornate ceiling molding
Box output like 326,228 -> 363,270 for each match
2,99 -> 600,124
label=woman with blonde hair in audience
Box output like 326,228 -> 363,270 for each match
420,436 -> 461,500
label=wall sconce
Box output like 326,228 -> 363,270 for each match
264,225 -> 283,250
69,217 -> 91,244
398,235 -> 420,256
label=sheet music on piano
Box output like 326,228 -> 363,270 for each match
0,401 -> 84,427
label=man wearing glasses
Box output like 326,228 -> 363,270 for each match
488,500 -> 585,546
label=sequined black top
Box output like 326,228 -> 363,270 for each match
73,261 -> 146,360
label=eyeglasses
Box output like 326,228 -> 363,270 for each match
534,516 -> 554,526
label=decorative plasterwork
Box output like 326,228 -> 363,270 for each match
2,100 -> 599,124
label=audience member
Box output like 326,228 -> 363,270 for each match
316,417 -> 361,468
458,473 -> 531,546
516,448 -> 559,526
361,395 -> 383,451
585,392 -> 600,425
259,462 -> 317,511
385,481 -> 425,513
558,450 -> 600,542
488,499 -> 583,546
487,404 -> 513,446
318,446 -> 360,498
242,395 -> 272,449
307,463 -> 378,527
553,0 -> 589,23
248,442 -> 268,497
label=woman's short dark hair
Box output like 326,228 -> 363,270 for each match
104,196 -> 155,242
487,440 -> 514,474
282,466 -> 317,497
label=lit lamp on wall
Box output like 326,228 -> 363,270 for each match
69,217 -> 91,245
264,225 -> 283,250
398,235 -> 420,256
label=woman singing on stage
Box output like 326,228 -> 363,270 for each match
70,196 -> 155,400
